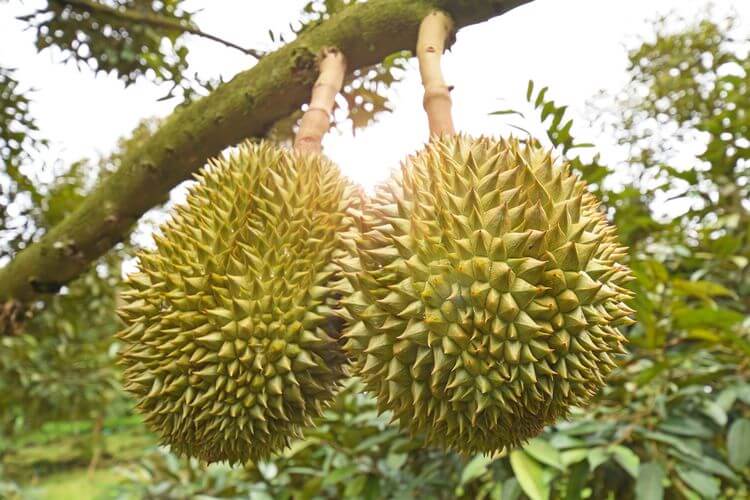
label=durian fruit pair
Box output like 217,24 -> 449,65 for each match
117,11 -> 634,465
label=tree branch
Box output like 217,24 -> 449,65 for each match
48,0 -> 265,59
0,0 -> 533,310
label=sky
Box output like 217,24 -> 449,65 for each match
1,0 -> 748,247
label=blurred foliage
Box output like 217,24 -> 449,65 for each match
0,254 -> 125,434
14,0 -> 247,101
18,0 -> 190,87
0,67 -> 46,259
485,12 -> 750,499
1,7 -> 749,500
115,380 -> 471,499
0,118 -> 162,433
0,67 -> 45,170
0,122 -> 161,491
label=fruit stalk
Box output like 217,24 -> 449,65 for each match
294,48 -> 347,154
418,11 -> 455,137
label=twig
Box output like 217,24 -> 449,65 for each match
44,0 -> 265,59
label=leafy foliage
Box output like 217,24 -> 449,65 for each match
0,68 -> 44,170
486,12 -> 750,499
0,67 -> 46,260
18,0 -> 191,87
117,380 -> 471,499
0,254 -> 125,434
0,121 -> 158,434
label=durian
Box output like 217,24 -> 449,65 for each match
117,141 -> 359,464
341,134 -> 634,454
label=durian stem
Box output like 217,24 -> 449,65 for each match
417,11 -> 455,138
294,48 -> 347,154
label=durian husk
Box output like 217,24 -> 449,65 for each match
340,134 -> 635,454
117,141 -> 361,464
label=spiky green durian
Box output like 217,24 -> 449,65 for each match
117,141 -> 360,464
341,134 -> 634,454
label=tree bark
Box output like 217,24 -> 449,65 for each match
0,0 -> 533,307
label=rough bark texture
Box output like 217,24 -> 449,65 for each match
0,0 -> 533,307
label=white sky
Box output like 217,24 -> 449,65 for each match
0,0 -> 748,230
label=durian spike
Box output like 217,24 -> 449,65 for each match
294,48 -> 347,154
417,11 -> 455,137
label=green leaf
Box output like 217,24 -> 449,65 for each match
635,462 -> 665,500
524,438 -> 564,471
489,109 -> 524,118
550,105 -> 567,130
638,429 -> 702,458
673,307 -> 744,330
736,384 -> 750,405
716,387 -> 737,412
727,419 -> 750,469
344,475 -> 367,497
701,401 -> 727,426
658,417 -> 713,439
460,455 -> 494,485
675,466 -> 720,498
540,101 -> 555,122
362,475 -> 382,500
672,278 -> 737,299
384,452 -> 407,470
564,462 -> 588,500
353,428 -> 399,452
508,124 -> 531,136
557,420 -> 614,436
587,447 -> 609,470
502,478 -> 522,500
322,464 -> 358,486
526,80 -> 534,102
548,435 -> 586,449
610,445 -> 639,478
667,448 -> 739,482
560,448 -> 588,466
509,450 -> 549,500
534,86 -> 549,108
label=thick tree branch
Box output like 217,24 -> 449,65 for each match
0,0 -> 533,308
47,0 -> 265,58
